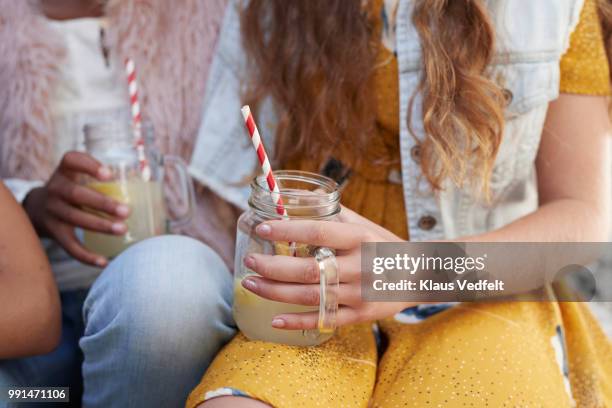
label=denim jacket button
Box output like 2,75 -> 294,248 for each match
502,88 -> 513,106
410,145 -> 422,163
418,215 -> 437,231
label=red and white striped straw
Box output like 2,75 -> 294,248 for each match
241,106 -> 295,255
125,58 -> 151,181
241,105 -> 287,217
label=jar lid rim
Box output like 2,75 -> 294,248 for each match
249,170 -> 341,218
251,170 -> 340,199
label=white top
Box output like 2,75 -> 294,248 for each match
49,18 -> 131,162
5,17 -> 130,291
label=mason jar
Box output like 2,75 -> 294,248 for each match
82,121 -> 194,258
233,170 -> 341,346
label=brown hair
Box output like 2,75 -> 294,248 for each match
411,0 -> 504,192
241,1 -> 377,167
241,1 -> 505,193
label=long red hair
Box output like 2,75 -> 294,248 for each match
241,0 -> 611,193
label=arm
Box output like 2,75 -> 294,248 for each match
469,94 -> 611,242
189,0 -> 260,211
0,182 -> 61,358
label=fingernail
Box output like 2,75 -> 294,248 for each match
98,167 -> 112,179
111,222 -> 127,234
244,255 -> 256,270
256,223 -> 272,236
242,278 -> 257,291
95,258 -> 107,267
116,204 -> 130,217
271,318 -> 285,328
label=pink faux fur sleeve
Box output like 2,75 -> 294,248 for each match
0,0 -> 64,179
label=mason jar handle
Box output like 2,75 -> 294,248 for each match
164,155 -> 196,229
312,246 -> 339,335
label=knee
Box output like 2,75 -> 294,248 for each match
83,235 -> 235,357
97,235 -> 233,306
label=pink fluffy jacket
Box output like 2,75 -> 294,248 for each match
0,0 -> 238,268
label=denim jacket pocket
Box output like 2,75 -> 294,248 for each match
486,61 -> 559,201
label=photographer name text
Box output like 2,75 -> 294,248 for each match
370,254 -> 505,293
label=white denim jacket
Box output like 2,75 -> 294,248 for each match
190,0 -> 583,241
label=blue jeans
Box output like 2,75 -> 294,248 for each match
0,235 -> 236,407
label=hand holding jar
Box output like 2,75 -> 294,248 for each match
23,151 -> 130,267
240,204 -> 414,332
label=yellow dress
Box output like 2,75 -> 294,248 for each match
187,1 -> 611,407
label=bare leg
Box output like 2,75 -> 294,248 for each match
198,396 -> 272,408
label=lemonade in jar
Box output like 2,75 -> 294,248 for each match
82,122 -> 194,258
233,171 -> 340,346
